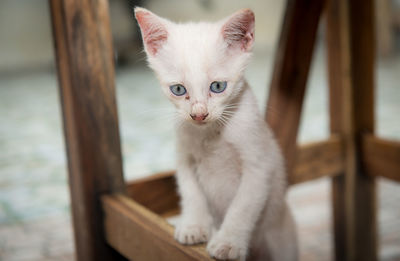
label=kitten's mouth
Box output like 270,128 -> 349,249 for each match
190,113 -> 209,125
190,119 -> 208,126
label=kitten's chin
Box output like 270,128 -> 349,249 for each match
186,119 -> 215,128
190,120 -> 208,127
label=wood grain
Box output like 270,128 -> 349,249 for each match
102,194 -> 215,261
265,0 -> 326,176
362,134 -> 400,182
291,136 -> 344,185
126,171 -> 180,216
49,0 -> 126,260
326,0 -> 377,260
347,0 -> 377,259
326,0 -> 354,259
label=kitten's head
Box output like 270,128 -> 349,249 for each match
135,8 -> 255,126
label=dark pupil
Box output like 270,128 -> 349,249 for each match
176,86 -> 181,93
215,83 -> 220,90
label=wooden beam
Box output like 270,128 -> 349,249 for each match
326,0 -> 377,260
127,171 -> 180,216
49,0 -> 126,260
127,137 -> 345,213
347,0 -> 377,259
265,0 -> 326,175
326,0 -> 354,259
291,136 -> 344,185
102,194 -> 214,261
362,134 -> 400,182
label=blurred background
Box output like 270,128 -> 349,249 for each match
0,0 -> 399,260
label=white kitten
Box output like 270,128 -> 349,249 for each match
135,8 -> 298,261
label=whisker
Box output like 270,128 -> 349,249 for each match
218,115 -> 230,127
223,102 -> 280,117
222,111 -> 236,116
216,118 -> 224,128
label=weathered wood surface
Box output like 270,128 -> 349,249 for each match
326,0 -> 354,259
292,136 -> 344,185
326,0 -> 377,259
49,0 -> 126,260
265,0 -> 326,175
362,134 -> 400,182
127,171 -> 180,216
102,194 -> 214,261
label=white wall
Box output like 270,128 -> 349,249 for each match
0,0 -> 54,72
145,0 -> 286,52
0,0 -> 286,72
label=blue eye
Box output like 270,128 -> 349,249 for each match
210,81 -> 227,93
169,84 -> 187,96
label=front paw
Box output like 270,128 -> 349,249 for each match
174,224 -> 210,245
207,233 -> 247,260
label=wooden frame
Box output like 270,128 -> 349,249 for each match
49,0 -> 126,260
49,0 -> 400,260
326,0 -> 378,259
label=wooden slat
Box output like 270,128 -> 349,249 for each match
326,0 -> 377,260
126,137 -> 345,214
265,0 -> 326,174
291,136 -> 344,185
362,134 -> 400,182
49,0 -> 126,260
127,171 -> 179,216
102,194 -> 214,261
326,0 -> 354,259
346,0 -> 377,259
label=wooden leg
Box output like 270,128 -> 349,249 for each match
326,0 -> 377,260
348,0 -> 377,259
266,0 -> 326,178
49,0 -> 126,260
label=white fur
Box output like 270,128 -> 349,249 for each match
135,8 -> 298,261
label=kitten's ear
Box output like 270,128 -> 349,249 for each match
221,9 -> 255,52
134,7 -> 169,56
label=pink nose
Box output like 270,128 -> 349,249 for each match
190,113 -> 209,122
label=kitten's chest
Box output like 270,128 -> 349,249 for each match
188,133 -> 242,221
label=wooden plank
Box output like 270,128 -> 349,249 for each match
326,0 -> 377,260
127,171 -> 180,216
326,0 -> 354,259
102,194 -> 214,261
362,134 -> 400,182
126,138 -> 345,214
49,0 -> 126,260
291,136 -> 344,185
265,0 -> 326,175
347,0 -> 377,259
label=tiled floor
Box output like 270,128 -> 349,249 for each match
0,46 -> 399,260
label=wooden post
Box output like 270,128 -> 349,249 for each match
49,0 -> 126,260
266,0 -> 326,179
326,0 -> 377,260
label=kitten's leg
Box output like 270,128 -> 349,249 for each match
265,203 -> 298,261
206,156 -> 274,260
174,162 -> 213,245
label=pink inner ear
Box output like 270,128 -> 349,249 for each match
222,9 -> 255,51
136,11 -> 168,55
